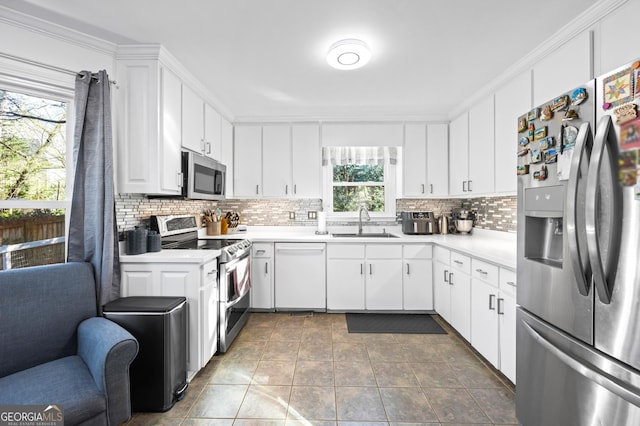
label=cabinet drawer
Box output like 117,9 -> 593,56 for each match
499,268 -> 517,298
403,244 -> 432,259
366,244 -> 402,259
327,243 -> 365,259
252,242 -> 273,258
471,258 -> 499,286
434,246 -> 450,264
450,251 -> 471,274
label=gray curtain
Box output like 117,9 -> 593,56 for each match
67,70 -> 120,313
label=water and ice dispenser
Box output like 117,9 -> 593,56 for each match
523,186 -> 565,268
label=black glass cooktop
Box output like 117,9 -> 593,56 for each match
162,239 -> 241,250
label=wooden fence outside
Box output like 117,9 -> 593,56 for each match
0,216 -> 65,270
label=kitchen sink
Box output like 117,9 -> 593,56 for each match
331,232 -> 399,238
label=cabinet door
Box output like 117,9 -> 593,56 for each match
449,112 -> 469,196
366,259 -> 403,310
403,258 -> 433,310
182,84 -> 204,154
433,261 -> 451,322
471,279 -> 499,367
499,291 -> 517,383
262,125 -> 292,197
494,71 -> 531,194
468,95 -> 495,194
220,117 -> 234,197
327,259 -> 365,310
204,103 -> 221,160
251,257 -> 273,310
292,124 -> 321,198
449,269 -> 471,341
234,125 -> 262,197
160,67 -> 183,194
403,123 -> 427,197
427,123 -> 449,196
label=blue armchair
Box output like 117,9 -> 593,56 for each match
0,262 -> 138,425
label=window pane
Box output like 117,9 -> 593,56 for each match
0,89 -> 67,201
0,209 -> 65,270
333,164 -> 384,183
332,186 -> 385,213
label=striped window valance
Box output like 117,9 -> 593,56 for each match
322,146 -> 398,166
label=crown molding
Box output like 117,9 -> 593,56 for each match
447,0 -> 629,120
0,5 -> 117,57
233,112 -> 449,124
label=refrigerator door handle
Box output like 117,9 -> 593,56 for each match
566,122 -> 593,296
586,116 -> 622,305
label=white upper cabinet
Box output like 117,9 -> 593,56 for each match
403,123 -> 428,197
234,125 -> 262,197
182,83 -> 204,154
599,1 -> 640,73
468,95 -> 495,195
449,112 -> 469,196
404,123 -> 449,197
160,67 -> 183,194
220,117 -> 234,197
292,124 -> 321,198
262,125 -> 292,197
427,123 -> 449,196
494,71 -> 531,194
204,103 -> 222,160
533,30 -> 592,106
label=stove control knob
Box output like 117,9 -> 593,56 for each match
228,247 -> 236,254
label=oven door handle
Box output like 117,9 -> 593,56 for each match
223,294 -> 248,309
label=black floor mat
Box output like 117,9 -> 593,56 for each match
346,313 -> 447,334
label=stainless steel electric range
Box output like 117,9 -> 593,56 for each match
151,214 -> 251,353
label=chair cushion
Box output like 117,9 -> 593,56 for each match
0,356 -> 106,425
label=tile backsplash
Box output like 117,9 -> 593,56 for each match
116,194 -> 517,233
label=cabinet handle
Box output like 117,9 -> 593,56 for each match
421,184 -> 425,194
369,264 -> 373,275
256,184 -> 259,195
476,268 -> 488,275
462,181 -> 467,192
406,263 -> 410,275
256,250 -> 266,255
265,262 -> 268,274
285,184 -> 288,194
177,172 -> 184,187
449,272 -> 454,285
497,298 -> 504,315
506,281 -> 516,286
489,294 -> 496,310
294,184 -> 297,194
430,183 -> 433,194
444,269 -> 449,282
206,141 -> 211,155
454,260 -> 463,265
468,180 -> 473,192
207,269 -> 216,276
360,263 -> 364,275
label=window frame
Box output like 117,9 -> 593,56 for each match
322,159 -> 397,220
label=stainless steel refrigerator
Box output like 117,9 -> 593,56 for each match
517,58 -> 640,425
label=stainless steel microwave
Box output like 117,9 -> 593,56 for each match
181,150 -> 226,200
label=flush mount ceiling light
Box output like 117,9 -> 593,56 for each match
326,39 -> 372,70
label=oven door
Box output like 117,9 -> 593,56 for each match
219,253 -> 251,352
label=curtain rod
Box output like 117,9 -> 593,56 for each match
0,52 -> 117,85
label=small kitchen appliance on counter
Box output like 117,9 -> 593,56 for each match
400,211 -> 438,234
451,208 -> 476,234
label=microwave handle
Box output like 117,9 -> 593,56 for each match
177,172 -> 183,188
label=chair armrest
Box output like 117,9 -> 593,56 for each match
78,317 -> 138,425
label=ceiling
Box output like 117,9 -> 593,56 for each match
4,0 -> 599,121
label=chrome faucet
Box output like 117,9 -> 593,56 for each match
358,205 -> 371,235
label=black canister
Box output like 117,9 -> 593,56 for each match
126,226 -> 148,255
147,230 -> 161,252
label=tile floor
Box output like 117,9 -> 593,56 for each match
126,313 -> 517,426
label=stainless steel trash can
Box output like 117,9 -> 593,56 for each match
103,296 -> 188,412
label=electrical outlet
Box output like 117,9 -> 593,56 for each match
308,211 -> 317,219
289,211 -> 296,220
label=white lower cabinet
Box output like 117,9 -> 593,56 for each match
433,246 -> 451,322
403,244 -> 433,310
435,249 -> 472,341
470,259 -> 517,383
251,242 -> 274,311
120,259 -> 218,381
275,243 -> 326,310
327,243 -> 404,311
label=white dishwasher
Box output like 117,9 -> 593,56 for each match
274,243 -> 326,311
